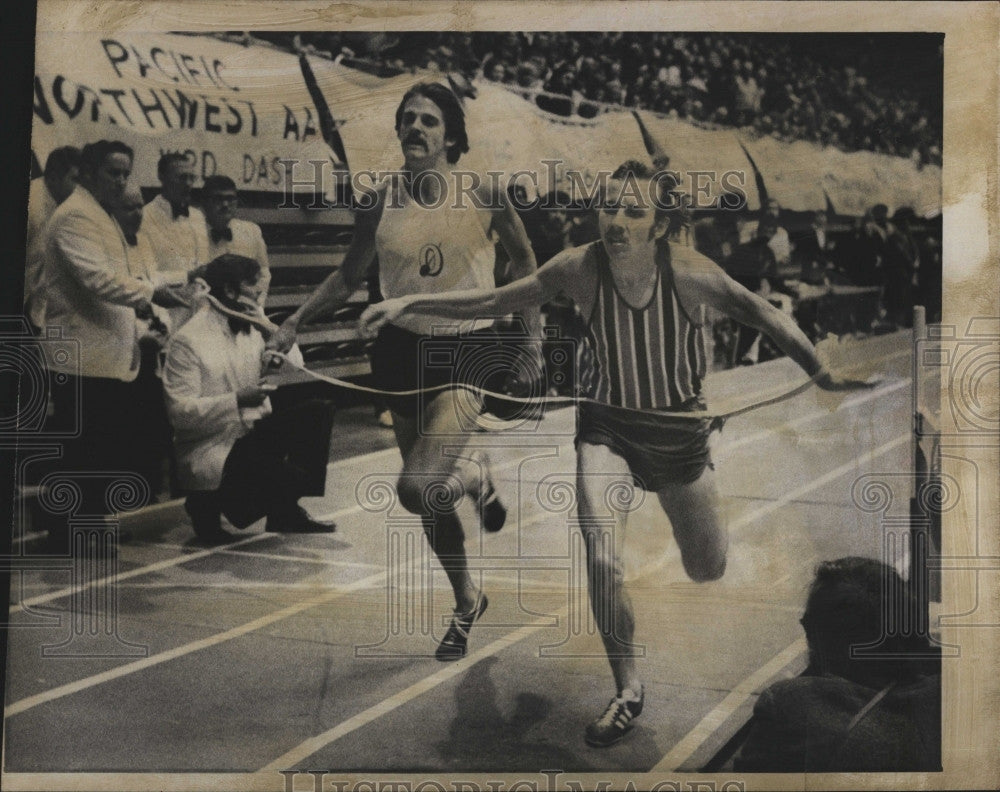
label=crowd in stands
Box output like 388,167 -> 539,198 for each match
260,31 -> 942,167
693,199 -> 942,351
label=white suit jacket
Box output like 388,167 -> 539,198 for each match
163,303 -> 302,491
44,186 -> 156,381
143,194 -> 210,275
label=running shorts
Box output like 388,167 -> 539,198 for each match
575,398 -> 722,490
372,323 -> 502,417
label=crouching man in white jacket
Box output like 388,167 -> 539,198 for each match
163,253 -> 336,543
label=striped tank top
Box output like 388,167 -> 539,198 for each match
583,241 -> 706,410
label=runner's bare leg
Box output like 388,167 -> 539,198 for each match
576,441 -> 643,696
656,467 -> 728,582
392,388 -> 483,613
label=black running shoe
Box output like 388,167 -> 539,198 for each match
436,593 -> 488,661
584,686 -> 644,747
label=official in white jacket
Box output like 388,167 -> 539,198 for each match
43,139 -> 188,523
162,254 -> 336,543
142,152 -> 210,276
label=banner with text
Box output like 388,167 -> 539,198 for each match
32,33 -> 336,192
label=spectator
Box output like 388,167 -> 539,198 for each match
43,140 -> 189,532
733,62 -> 764,126
515,62 -> 543,91
846,207 -> 890,289
693,213 -> 740,266
113,183 -> 188,298
793,210 -> 835,284
735,557 -> 941,772
724,223 -> 784,365
201,175 -> 271,303
143,152 -> 210,275
24,146 -> 80,331
162,254 -> 336,543
916,217 -> 942,323
762,199 -> 793,270
884,207 -> 919,327
524,193 -> 573,266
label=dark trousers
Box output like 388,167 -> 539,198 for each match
134,343 -> 175,497
51,368 -> 165,516
189,399 -> 335,530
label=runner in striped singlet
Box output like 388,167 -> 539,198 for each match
587,237 -> 706,410
361,160 -> 871,747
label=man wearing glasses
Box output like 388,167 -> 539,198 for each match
201,174 -> 271,302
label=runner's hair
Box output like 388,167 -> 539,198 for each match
394,82 -> 469,164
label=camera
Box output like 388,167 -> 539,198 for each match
417,319 -> 579,437
0,321 -> 80,438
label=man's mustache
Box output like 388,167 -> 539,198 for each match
403,132 -> 426,146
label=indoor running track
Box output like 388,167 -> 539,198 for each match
3,332 -> 914,777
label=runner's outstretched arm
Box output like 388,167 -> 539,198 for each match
489,193 -> 541,336
269,195 -> 382,352
679,258 -> 874,390
359,249 -> 582,336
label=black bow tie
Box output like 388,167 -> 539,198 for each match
124,232 -> 138,247
170,202 -> 189,219
211,227 -> 233,244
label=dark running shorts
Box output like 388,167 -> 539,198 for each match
372,323 -> 501,417
576,398 -> 721,490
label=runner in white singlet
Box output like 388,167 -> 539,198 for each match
375,173 -> 496,335
271,82 -> 540,662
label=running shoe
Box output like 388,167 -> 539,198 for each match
435,593 -> 488,661
584,686 -> 644,747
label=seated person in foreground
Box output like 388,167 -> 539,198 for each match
735,556 -> 941,772
162,254 -> 336,543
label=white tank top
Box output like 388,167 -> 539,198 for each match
375,177 -> 496,335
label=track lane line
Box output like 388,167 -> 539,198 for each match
651,637 -> 808,772
253,432 -> 909,769
5,570 -> 385,718
134,542 -> 385,570
4,380 -> 909,726
649,432 -> 911,771
257,607 -> 570,773
8,533 -> 273,615
312,375 -> 908,521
